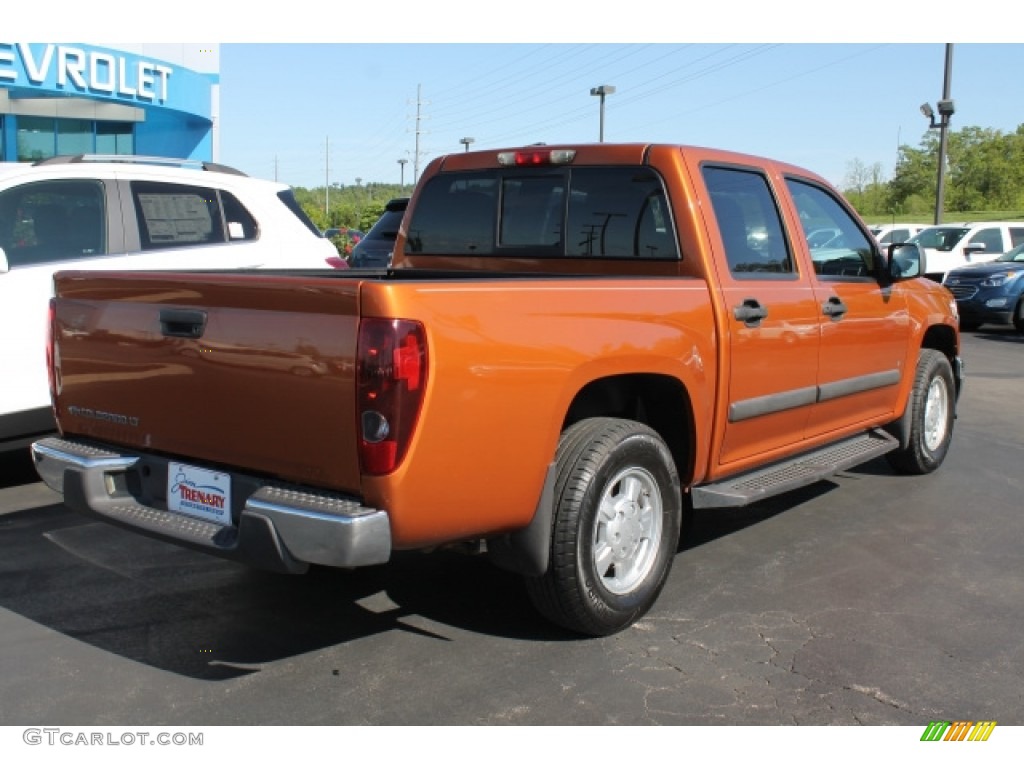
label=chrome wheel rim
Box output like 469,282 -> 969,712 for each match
923,375 -> 950,453
592,466 -> 663,595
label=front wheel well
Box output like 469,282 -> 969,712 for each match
920,323 -> 961,398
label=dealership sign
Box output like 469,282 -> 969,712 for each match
0,43 -> 213,115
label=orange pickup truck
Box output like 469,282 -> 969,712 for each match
32,143 -> 962,636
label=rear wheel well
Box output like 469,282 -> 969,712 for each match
563,374 -> 694,483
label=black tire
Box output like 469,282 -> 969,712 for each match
886,349 -> 955,475
526,418 -> 682,636
1013,299 -> 1024,334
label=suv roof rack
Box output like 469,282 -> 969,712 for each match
33,154 -> 248,176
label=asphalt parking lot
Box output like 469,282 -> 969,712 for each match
0,328 -> 1022,727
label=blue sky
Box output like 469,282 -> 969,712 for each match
21,2 -> 1023,193
217,42 -> 1023,191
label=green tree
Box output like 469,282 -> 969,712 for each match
886,136 -> 939,217
843,158 -> 889,216
872,124 -> 1024,219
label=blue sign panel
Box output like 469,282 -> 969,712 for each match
0,43 -> 215,117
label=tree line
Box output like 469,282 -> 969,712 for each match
843,124 -> 1024,220
293,182 -> 408,233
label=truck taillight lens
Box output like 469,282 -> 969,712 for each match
356,318 -> 427,475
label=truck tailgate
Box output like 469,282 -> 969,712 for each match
51,270 -> 363,493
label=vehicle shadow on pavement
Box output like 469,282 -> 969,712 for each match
970,327 -> 1023,343
0,448 -> 38,487
681,480 -> 837,552
0,503 -> 569,681
1,455 -> 907,681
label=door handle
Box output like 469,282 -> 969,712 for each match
159,308 -> 208,338
733,298 -> 768,327
822,296 -> 848,320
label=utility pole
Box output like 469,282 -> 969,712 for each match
413,84 -> 424,183
408,84 -> 430,183
934,44 -> 954,226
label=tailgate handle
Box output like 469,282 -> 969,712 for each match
160,308 -> 208,339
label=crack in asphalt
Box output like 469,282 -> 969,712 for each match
622,610 -> 925,724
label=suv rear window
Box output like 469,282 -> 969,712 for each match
405,167 -> 677,260
277,189 -> 324,238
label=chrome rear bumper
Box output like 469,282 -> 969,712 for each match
31,436 -> 391,574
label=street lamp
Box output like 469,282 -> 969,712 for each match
590,85 -> 615,142
920,44 -> 955,226
460,137 -> 475,152
397,158 -> 408,190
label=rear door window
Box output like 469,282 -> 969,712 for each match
131,181 -> 225,250
702,165 -> 793,277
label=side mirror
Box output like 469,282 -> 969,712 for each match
964,241 -> 987,255
0,247 -> 8,274
887,242 -> 925,280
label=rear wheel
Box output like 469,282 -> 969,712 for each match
886,349 -> 955,475
526,418 -> 681,636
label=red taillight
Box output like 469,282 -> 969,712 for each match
326,256 -> 350,269
356,318 -> 427,475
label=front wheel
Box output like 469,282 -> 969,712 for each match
526,418 -> 682,636
886,349 -> 955,475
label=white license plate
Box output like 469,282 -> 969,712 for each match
167,462 -> 232,526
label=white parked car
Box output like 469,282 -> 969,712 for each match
0,154 -> 341,450
909,221 -> 1024,281
868,223 -> 929,247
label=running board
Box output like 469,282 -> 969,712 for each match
691,429 -> 898,509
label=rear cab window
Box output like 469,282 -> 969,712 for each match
405,166 -> 677,260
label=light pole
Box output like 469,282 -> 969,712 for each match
590,85 -> 615,142
398,158 -> 408,191
920,44 -> 955,226
460,137 -> 475,152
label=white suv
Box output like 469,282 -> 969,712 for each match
868,223 -> 929,246
909,221 -> 1024,281
0,155 -> 341,450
